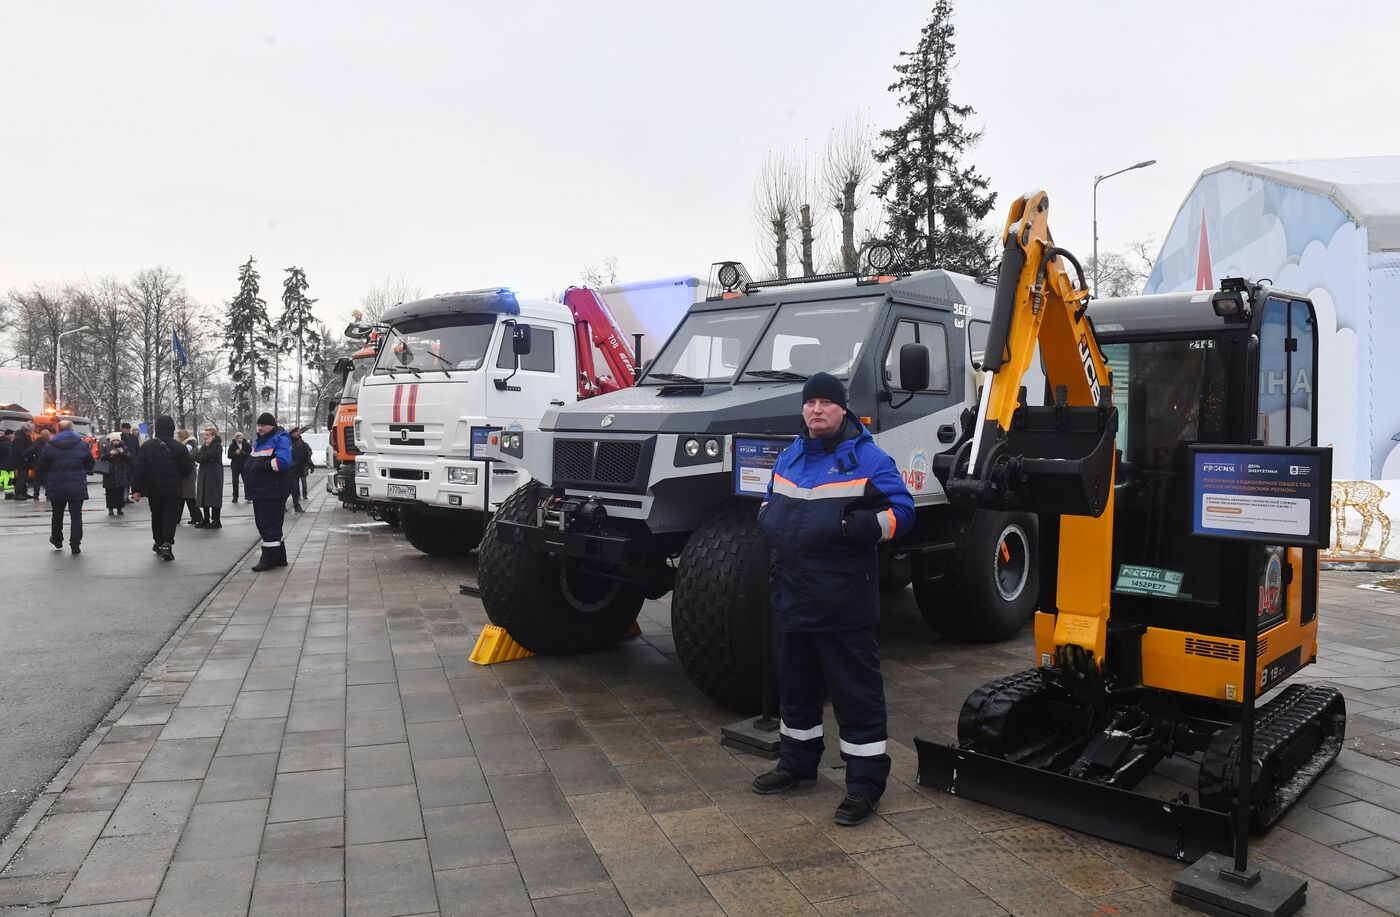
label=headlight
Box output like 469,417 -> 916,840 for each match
684,438 -> 700,457
704,438 -> 721,458
511,433 -> 522,449
447,466 -> 478,485
356,461 -> 368,475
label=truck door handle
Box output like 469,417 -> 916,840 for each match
549,400 -> 566,406
937,425 -> 956,443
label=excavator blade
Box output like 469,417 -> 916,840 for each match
915,738 -> 1233,862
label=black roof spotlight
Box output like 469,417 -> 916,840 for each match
1211,276 -> 1252,322
717,262 -> 742,291
864,240 -> 898,274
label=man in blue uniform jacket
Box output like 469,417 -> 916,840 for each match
753,371 -> 915,826
245,412 -> 293,572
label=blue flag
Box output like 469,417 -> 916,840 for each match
172,330 -> 189,367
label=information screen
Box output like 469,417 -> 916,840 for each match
1189,445 -> 1332,548
733,436 -> 793,497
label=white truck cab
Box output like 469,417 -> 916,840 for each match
356,288 -> 577,555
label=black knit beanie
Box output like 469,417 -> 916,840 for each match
155,415 -> 175,438
801,372 -> 847,407
257,412 -> 276,426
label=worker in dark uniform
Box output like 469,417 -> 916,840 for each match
752,372 -> 914,826
245,412 -> 292,572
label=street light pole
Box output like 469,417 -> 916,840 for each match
1093,159 -> 1157,296
55,325 -> 92,412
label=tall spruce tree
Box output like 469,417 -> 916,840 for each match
279,266 -> 322,428
873,0 -> 997,275
225,256 -> 272,429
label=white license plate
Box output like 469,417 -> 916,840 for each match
387,483 -> 416,500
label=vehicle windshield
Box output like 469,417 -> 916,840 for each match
742,299 -> 879,380
341,356 -> 373,403
372,314 -> 497,375
642,307 -> 773,384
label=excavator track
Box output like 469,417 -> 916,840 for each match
1198,684 -> 1346,830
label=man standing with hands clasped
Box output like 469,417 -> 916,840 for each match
245,412 -> 292,572
752,372 -> 914,827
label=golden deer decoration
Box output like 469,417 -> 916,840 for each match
1331,480 -> 1391,556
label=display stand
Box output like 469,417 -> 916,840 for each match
720,597 -> 780,759
1172,445 -> 1332,917
459,426 -> 502,600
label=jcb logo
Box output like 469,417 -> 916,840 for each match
1078,332 -> 1100,406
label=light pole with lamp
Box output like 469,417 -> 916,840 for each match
1093,159 -> 1157,295
55,325 -> 91,412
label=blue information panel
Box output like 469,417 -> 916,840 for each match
470,426 -> 501,461
734,435 -> 793,497
1189,445 -> 1332,548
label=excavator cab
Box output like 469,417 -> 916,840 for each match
918,192 -> 1344,862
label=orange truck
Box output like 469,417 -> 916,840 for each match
30,410 -> 99,459
326,331 -> 381,511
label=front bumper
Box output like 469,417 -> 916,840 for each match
362,454 -> 526,513
494,518 -> 639,565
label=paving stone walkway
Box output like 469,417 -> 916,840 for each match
5,494 -> 1400,915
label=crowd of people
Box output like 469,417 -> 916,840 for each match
0,414 -> 316,567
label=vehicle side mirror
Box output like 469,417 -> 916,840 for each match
333,357 -> 352,375
899,343 -> 930,392
512,324 -> 533,355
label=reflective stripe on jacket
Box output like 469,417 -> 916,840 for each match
757,416 -> 914,632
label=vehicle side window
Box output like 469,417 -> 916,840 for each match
885,319 -> 949,391
495,325 -> 557,373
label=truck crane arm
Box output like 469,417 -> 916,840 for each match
946,189 -> 1119,668
562,287 -> 638,399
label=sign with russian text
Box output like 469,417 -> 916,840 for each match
470,426 -> 500,461
734,436 -> 792,497
1190,445 -> 1332,548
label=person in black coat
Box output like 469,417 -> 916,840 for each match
26,430 -> 51,498
12,426 -> 33,500
227,433 -> 251,503
36,420 -> 94,554
131,415 -> 196,561
194,426 -> 224,529
100,432 -> 133,515
120,423 -> 141,503
288,427 -> 314,512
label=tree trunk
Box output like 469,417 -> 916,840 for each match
840,181 -> 859,272
799,204 -> 815,277
773,219 -> 789,280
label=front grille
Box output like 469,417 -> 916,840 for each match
387,468 -> 427,481
553,439 -> 644,488
344,427 -> 359,455
554,441 -> 594,481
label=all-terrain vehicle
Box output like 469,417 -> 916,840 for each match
478,251 -> 1046,711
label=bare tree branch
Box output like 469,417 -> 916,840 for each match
753,150 -> 798,280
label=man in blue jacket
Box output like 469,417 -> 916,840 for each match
753,372 -> 915,826
245,412 -> 292,572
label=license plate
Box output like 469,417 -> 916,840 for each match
387,483 -> 416,500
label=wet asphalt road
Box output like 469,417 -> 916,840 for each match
0,477 -> 318,841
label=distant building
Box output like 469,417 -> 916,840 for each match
1146,157 -> 1400,478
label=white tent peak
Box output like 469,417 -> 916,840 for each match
1203,156 -> 1400,251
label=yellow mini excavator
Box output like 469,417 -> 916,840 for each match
917,190 -> 1345,861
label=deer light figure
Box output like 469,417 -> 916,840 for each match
1331,480 -> 1391,556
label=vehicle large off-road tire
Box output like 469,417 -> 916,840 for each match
400,507 -> 484,556
671,502 -> 772,713
914,510 -> 1038,643
477,481 -> 643,655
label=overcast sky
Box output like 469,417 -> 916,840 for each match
3,1 -> 1396,327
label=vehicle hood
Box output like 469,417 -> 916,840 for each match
544,383 -> 806,436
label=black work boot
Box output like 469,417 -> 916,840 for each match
833,794 -> 878,827
751,769 -> 817,795
158,543 -> 174,561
